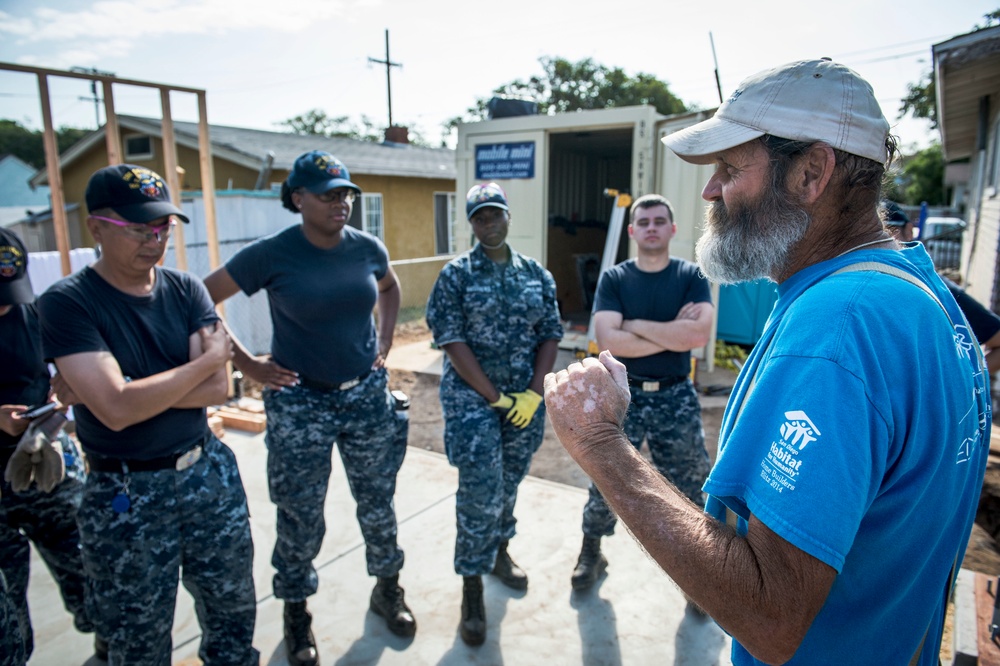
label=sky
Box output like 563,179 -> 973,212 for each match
0,0 -> 996,153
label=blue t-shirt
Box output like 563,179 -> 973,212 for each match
38,266 -> 219,459
225,224 -> 388,385
593,257 -> 711,378
705,243 -> 989,665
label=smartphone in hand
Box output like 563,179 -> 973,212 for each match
16,402 -> 58,420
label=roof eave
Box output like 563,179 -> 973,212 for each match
934,25 -> 1000,162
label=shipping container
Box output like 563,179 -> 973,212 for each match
456,104 -> 778,359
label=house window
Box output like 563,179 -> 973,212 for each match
434,192 -> 457,254
348,193 -> 384,241
124,134 -> 154,161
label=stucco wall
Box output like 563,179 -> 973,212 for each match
391,255 -> 452,310
354,174 -> 455,262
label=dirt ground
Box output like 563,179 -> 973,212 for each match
386,320 -> 725,492
385,319 -> 1000,580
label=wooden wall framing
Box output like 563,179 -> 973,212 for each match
0,62 -> 221,276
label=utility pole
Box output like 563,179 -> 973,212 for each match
70,66 -> 116,127
708,33 -> 724,105
368,29 -> 402,128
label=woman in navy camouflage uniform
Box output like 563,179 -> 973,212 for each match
204,150 -> 412,666
426,183 -> 562,646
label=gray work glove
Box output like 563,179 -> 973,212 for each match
4,412 -> 67,493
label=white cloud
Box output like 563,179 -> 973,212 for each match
6,0 -> 366,43
0,10 -> 36,37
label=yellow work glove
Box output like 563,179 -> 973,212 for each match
5,412 -> 66,493
490,393 -> 514,413
506,389 -> 542,428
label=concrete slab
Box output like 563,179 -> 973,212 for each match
26,431 -> 733,665
385,340 -> 443,376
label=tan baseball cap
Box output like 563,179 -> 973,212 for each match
662,59 -> 890,165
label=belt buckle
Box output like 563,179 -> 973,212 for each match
338,377 -> 361,391
642,381 -> 660,392
175,446 -> 203,471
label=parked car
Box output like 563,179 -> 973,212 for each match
918,216 -> 965,270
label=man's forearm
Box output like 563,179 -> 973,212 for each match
574,428 -> 829,663
59,352 -> 226,432
599,327 -> 666,358
623,318 -> 709,352
172,366 -> 230,408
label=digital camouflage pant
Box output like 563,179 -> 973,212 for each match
441,386 -> 545,576
0,432 -> 92,660
1,569 -> 25,666
264,367 -> 406,601
78,437 -> 258,666
582,380 -> 710,537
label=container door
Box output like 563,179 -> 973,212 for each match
456,129 -> 547,263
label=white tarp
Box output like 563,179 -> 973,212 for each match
27,248 -> 97,296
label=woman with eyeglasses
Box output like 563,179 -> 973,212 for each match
203,150 -> 412,665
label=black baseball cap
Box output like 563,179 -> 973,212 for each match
85,164 -> 189,224
0,228 -> 34,305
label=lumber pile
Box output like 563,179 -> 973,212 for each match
208,397 -> 267,434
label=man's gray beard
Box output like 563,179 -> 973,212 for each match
695,193 -> 811,285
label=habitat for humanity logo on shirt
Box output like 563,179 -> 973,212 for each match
761,410 -> 821,494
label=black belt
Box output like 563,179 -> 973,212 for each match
86,435 -> 209,474
627,375 -> 688,392
298,370 -> 371,392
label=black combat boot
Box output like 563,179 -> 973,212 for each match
370,575 -> 417,637
571,535 -> 608,591
93,634 -> 109,662
460,575 -> 486,646
490,540 -> 528,590
283,600 -> 319,666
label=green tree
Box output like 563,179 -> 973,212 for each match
274,109 -> 358,138
898,73 -> 936,129
894,143 -> 946,206
445,56 -> 687,128
275,109 -> 430,147
975,9 -> 1000,28
56,127 -> 88,154
0,120 -> 89,168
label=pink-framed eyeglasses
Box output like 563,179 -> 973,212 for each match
89,215 -> 176,242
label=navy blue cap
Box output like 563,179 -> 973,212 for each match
881,200 -> 910,227
85,164 -> 189,224
466,182 -> 509,220
0,227 -> 33,305
287,151 -> 361,194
